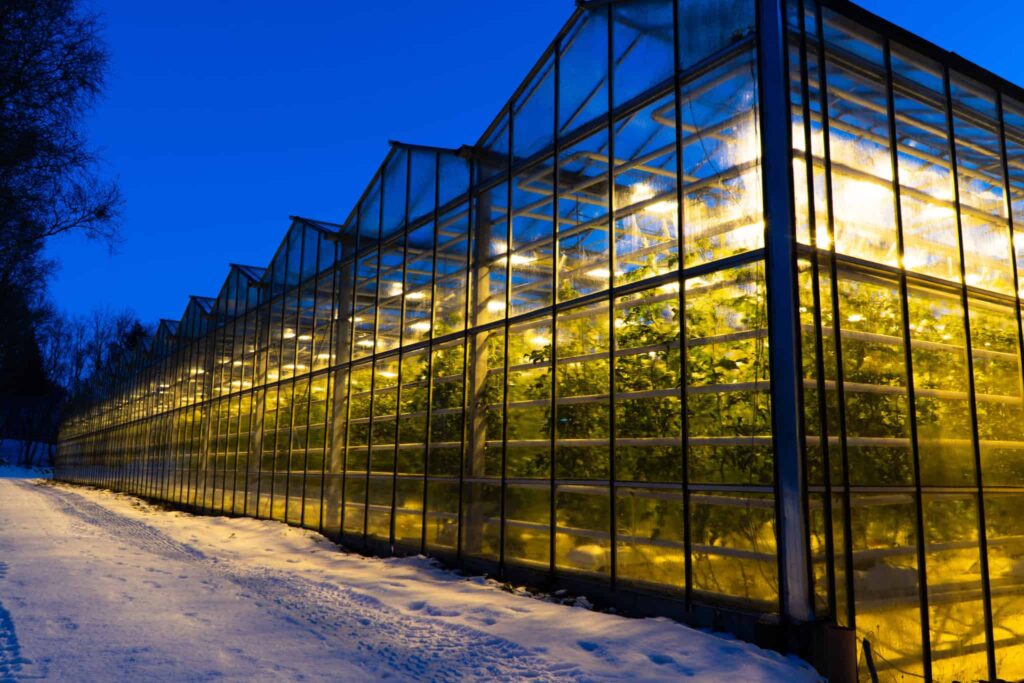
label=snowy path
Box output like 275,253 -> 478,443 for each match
0,475 -> 821,682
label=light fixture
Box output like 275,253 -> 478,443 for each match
645,200 -> 677,217
410,321 -> 432,333
406,291 -> 427,301
630,183 -> 655,204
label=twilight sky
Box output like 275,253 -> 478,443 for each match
46,0 -> 1024,325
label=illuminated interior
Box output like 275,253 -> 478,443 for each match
55,1 -> 1024,680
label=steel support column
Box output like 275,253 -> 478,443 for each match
756,0 -> 813,623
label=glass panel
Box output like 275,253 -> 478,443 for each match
970,297 -> 1024,485
616,486 -> 684,590
344,362 -> 372,535
985,491 -> 1024,680
556,301 -> 608,480
951,73 -> 1013,295
558,8 -> 608,137
612,0 -> 674,108
614,284 -> 682,483
382,149 -> 408,240
430,340 -> 465,478
508,317 -> 552,478
923,493 -> 988,683
558,129 -> 611,302
512,54 -> 555,165
353,250 -> 378,359
691,492 -> 777,608
835,269 -> 912,486
397,350 -> 429,478
425,480 -> 459,552
678,0 -> 755,70
891,46 -> 959,284
613,92 -> 679,285
471,182 -> 509,326
463,332 -> 502,556
435,203 -> 470,335
466,330 -> 504,479
686,263 -> 772,485
505,483 -> 550,568
377,238 -> 404,355
1003,96 -> 1024,298
510,158 -> 554,316
555,484 -> 610,579
849,493 -> 924,681
907,284 -> 974,486
462,481 -> 501,561
681,50 -> 762,267
822,13 -> 897,267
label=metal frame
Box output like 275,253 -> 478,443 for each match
54,2 -> 1024,679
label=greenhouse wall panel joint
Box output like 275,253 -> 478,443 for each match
56,1 -> 1024,680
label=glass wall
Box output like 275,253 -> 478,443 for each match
55,1 -> 1024,680
790,0 -> 1024,679
57,0 -> 768,608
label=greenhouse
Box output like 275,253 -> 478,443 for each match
55,0 -> 1024,680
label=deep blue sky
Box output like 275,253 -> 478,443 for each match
46,0 -> 1024,325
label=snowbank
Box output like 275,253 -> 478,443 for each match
0,478 -> 822,681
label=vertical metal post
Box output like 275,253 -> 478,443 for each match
756,0 -> 813,623
454,162 -> 474,562
671,0 -> 693,608
390,153 -> 412,549
550,22 -> 561,583
283,226 -> 306,524
884,39 -> 932,683
995,89 -> 1023,681
499,116 -> 514,575
795,0 -> 838,619
944,67 -> 996,682
421,151 -> 441,554
606,0 -> 618,592
812,0 -> 857,630
328,239 -> 355,537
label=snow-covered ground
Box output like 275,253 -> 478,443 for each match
0,470 -> 822,682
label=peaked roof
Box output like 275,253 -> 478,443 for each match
190,296 -> 216,314
231,264 -> 266,282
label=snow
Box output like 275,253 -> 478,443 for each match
0,469 -> 822,681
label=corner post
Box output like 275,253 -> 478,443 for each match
756,0 -> 813,623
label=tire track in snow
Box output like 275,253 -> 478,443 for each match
30,484 -> 205,562
31,484 -> 585,682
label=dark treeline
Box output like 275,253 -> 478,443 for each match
1,0 -> 140,465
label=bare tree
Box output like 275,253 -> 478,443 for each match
0,0 -> 123,290
0,0 -> 123,457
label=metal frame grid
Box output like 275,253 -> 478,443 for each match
54,1 -> 1024,679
